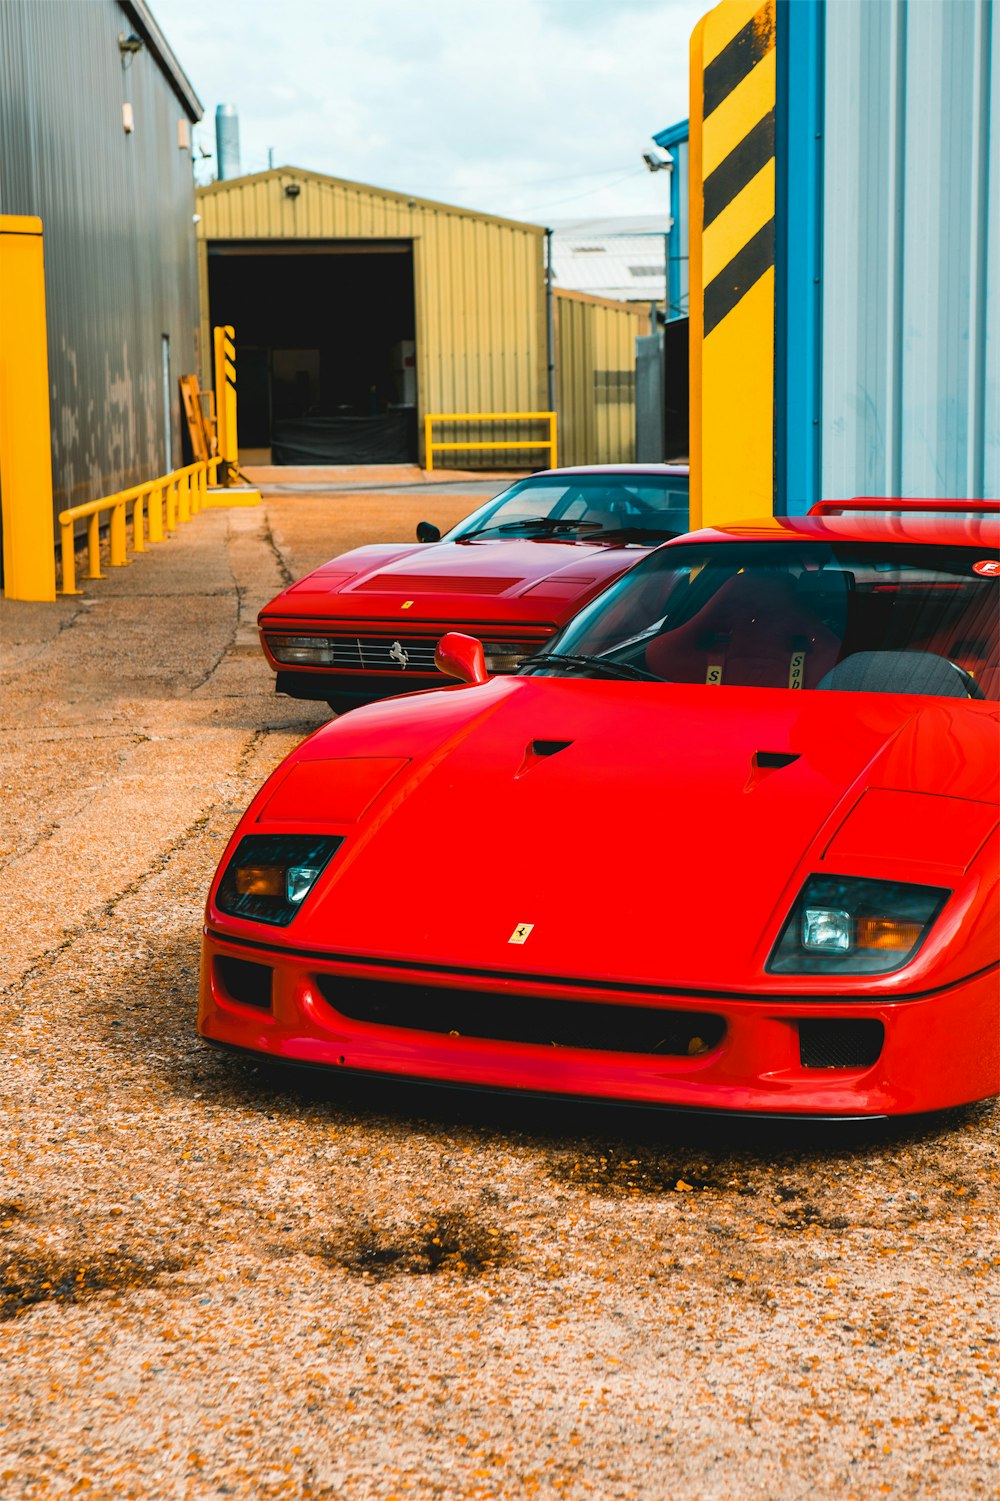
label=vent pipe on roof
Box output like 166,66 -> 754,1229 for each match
215,104 -> 241,180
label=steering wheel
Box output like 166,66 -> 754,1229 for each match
952,661 -> 987,699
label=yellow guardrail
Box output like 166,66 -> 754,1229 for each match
58,457 -> 220,596
423,411 -> 558,474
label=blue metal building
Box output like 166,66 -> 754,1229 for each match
652,118 -> 690,322
777,0 -> 997,513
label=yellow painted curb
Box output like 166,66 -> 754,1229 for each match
203,488 -> 262,508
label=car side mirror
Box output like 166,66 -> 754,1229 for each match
416,520 -> 441,543
435,632 -> 489,686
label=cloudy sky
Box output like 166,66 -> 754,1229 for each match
154,0 -> 702,225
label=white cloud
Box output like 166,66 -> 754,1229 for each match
155,0 -> 701,222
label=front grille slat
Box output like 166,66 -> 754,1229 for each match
316,976 -> 725,1057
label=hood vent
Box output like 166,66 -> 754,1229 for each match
516,738 -> 573,778
744,749 -> 800,793
354,574 -> 517,595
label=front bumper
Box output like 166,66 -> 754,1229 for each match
197,931 -> 1000,1118
275,669 -> 440,709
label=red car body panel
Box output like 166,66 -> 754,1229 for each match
258,465 -> 689,706
261,539 -> 638,630
202,504 -> 1000,1118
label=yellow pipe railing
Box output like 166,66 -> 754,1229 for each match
424,411 -> 558,474
58,457 -> 219,596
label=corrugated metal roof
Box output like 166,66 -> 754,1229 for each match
550,218 -> 667,304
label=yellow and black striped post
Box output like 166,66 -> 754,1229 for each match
213,324 -> 239,486
690,0 -> 776,528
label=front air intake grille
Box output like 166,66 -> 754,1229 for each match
316,976 -> 725,1057
301,636 -> 443,672
798,1018 -> 884,1069
215,956 -> 273,1011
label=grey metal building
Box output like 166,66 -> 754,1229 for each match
0,0 -> 203,520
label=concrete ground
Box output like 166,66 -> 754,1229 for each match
0,481 -> 996,1500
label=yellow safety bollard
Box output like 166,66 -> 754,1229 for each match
165,479 -> 177,532
178,470 -> 190,524
109,499 -> 128,566
132,491 -> 146,552
59,518 -> 80,595
148,484 -> 164,543
86,513 -> 103,579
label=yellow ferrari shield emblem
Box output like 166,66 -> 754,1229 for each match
508,922 -> 534,944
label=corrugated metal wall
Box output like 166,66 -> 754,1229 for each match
196,170 -> 548,467
819,0 -> 997,504
0,0 -> 200,519
555,289 -> 648,466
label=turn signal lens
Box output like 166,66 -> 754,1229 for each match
235,866 -> 285,897
216,835 -> 344,926
482,640 -> 537,673
768,875 -> 948,976
266,634 -> 336,666
855,917 -> 923,951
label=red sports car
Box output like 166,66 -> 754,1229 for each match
201,499 -> 999,1119
258,464 -> 689,713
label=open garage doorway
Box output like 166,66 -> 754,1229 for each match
207,242 -> 417,464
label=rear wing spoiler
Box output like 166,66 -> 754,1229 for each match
810,498 -> 1000,517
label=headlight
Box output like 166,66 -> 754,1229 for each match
216,834 -> 343,925
767,875 -> 949,975
481,640 -> 539,673
266,634 -> 337,666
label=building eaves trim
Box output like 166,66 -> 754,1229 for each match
653,118 -> 689,150
122,0 -> 203,120
196,167 -> 547,237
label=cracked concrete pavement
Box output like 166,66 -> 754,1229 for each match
0,485 -> 997,1501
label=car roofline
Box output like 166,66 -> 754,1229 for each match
535,464 -> 689,477
659,513 -> 999,547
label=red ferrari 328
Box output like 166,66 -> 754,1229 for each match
257,464 -> 689,713
201,499 -> 999,1119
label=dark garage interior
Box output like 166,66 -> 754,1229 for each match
207,242 -> 417,463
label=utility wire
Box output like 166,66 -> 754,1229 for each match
518,166 -> 649,215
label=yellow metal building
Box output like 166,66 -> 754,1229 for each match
196,168 -> 645,470
196,168 -> 547,468
554,288 -> 650,468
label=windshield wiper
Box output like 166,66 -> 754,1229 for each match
460,516 -> 602,541
579,525 -> 679,543
525,652 -> 661,682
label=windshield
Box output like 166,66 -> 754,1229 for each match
448,472 -> 689,542
523,541 -> 999,698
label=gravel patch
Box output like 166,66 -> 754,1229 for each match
0,492 -> 996,1499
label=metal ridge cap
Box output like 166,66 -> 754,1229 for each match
122,0 -> 203,120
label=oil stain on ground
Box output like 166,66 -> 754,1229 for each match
317,1211 -> 512,1280
549,1144 -> 753,1198
1,1249 -> 184,1321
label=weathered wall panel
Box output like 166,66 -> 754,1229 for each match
555,289 -> 648,467
0,0 -> 201,520
820,0 -> 997,504
197,169 -> 548,466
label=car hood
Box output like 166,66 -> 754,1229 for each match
258,538 -> 647,628
236,681 -> 998,993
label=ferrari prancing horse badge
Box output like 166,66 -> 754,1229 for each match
508,923 -> 534,944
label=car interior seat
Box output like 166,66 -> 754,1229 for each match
816,650 -> 981,697
644,568 -> 842,688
